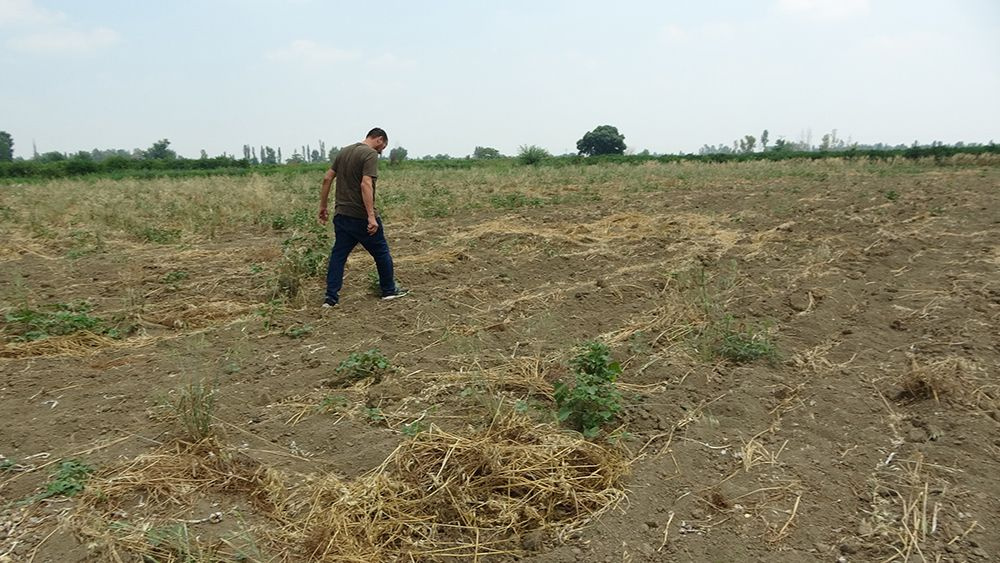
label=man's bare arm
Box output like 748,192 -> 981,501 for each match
361,175 -> 377,235
318,168 -> 335,223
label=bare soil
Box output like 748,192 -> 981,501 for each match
1,162 -> 998,562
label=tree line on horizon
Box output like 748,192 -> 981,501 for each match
0,127 -> 996,180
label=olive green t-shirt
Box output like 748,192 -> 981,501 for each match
332,142 -> 379,219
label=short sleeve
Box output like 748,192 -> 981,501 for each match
362,151 -> 378,178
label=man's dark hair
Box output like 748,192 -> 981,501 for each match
366,127 -> 388,142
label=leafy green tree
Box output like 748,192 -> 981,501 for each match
770,138 -> 792,152
739,135 -> 756,153
37,151 -> 66,163
517,145 -> 550,165
0,131 -> 13,162
699,143 -> 735,155
389,146 -> 408,164
327,146 -> 340,162
473,146 -> 501,159
761,129 -> 769,151
145,139 -> 176,160
576,125 -> 626,156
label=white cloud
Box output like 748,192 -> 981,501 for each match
1,1 -> 119,55
6,26 -> 119,54
776,0 -> 870,21
864,31 -> 946,57
266,39 -> 359,66
661,24 -> 688,42
0,0 -> 65,27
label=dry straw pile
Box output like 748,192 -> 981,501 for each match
72,414 -> 630,561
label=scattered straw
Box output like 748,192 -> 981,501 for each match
293,415 -> 629,560
71,414 -> 630,561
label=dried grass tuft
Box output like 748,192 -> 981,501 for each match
897,356 -> 996,409
70,414 -> 630,561
293,413 -> 630,560
0,332 -> 116,359
71,442 -> 290,561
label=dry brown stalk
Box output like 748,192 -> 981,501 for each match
70,415 -> 630,561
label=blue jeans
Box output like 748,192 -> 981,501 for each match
325,215 -> 397,304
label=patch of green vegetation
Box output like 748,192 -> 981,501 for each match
884,189 -> 900,201
489,192 -> 544,209
267,208 -> 314,231
336,349 -> 390,383
3,301 -> 119,342
517,145 -> 550,165
283,323 -> 312,339
674,265 -> 779,365
364,406 -> 386,423
554,341 -> 623,438
702,316 -> 777,364
367,270 -> 382,296
171,379 -> 217,442
377,189 -> 409,212
255,299 -> 282,331
25,459 -> 94,503
414,186 -> 455,218
274,225 -> 329,300
0,457 -> 15,472
137,226 -> 182,244
627,330 -> 652,357
65,229 -> 105,258
317,394 -> 348,413
161,270 -> 189,284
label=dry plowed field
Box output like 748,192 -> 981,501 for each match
1,158 -> 998,562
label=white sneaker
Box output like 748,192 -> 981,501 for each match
381,288 -> 410,301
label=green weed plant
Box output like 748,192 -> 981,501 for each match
3,301 -> 114,341
705,317 -> 777,364
335,349 -> 390,384
554,341 -> 623,438
274,224 -> 329,299
24,459 -> 94,503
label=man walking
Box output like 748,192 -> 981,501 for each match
318,127 -> 406,307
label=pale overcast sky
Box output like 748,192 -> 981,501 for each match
1,0 -> 998,159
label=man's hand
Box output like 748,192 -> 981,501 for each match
367,216 -> 378,235
318,207 -> 329,224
